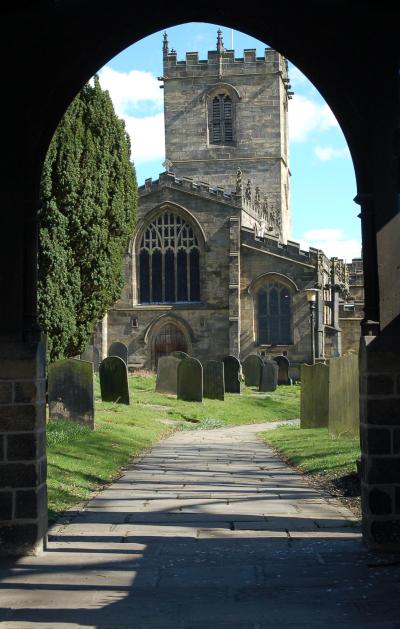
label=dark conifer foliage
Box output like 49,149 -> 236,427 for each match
38,76 -> 137,361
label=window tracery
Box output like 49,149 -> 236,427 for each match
139,212 -> 200,303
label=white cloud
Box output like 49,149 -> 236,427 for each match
96,67 -> 165,164
124,113 -> 165,165
299,228 -> 361,262
98,66 -> 163,115
314,145 -> 350,161
288,66 -> 312,90
288,94 -> 338,142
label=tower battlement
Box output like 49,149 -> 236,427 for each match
162,31 -> 288,81
164,48 -> 283,71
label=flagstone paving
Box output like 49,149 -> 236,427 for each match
1,421 -> 400,628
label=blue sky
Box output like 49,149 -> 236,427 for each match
97,22 -> 361,261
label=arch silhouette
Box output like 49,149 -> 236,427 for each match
2,4 -> 400,554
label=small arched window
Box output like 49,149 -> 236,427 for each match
139,212 -> 200,304
210,94 -> 234,145
257,282 -> 292,345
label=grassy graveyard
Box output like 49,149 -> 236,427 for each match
47,371 -> 300,521
260,423 -> 361,515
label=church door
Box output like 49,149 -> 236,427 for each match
154,323 -> 187,367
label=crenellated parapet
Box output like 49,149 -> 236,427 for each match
139,171 -> 286,239
160,30 -> 290,96
139,169 -> 289,241
241,226 -> 321,266
139,171 -> 242,207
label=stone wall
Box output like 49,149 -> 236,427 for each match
0,341 -> 47,556
101,179 -> 235,368
107,306 -> 229,369
340,316 -> 363,354
339,257 -> 364,354
360,336 -> 400,549
240,229 -> 319,365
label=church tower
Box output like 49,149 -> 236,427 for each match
161,30 -> 292,243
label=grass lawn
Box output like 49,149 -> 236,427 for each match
47,372 -> 300,521
121,373 -> 300,427
259,423 -> 361,514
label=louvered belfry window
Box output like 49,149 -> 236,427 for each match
139,212 -> 200,304
212,94 -> 233,145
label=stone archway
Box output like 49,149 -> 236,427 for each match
1,4 -> 400,555
145,314 -> 193,369
154,323 -> 188,368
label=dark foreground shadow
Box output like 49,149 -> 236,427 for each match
0,511 -> 399,627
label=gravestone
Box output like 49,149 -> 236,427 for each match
223,355 -> 241,393
171,351 -> 189,360
108,341 -> 128,365
177,357 -> 203,402
48,358 -> 94,428
99,356 -> 130,405
301,356 -> 359,436
328,354 -> 359,438
242,354 -> 263,387
203,360 -> 225,400
300,363 -> 329,428
80,345 -> 100,372
273,355 -> 292,385
156,355 -> 181,395
259,360 -> 278,392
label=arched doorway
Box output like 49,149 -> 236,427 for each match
2,5 -> 400,556
154,322 -> 188,367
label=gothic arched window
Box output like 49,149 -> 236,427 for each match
257,282 -> 292,345
139,212 -> 200,304
210,94 -> 234,145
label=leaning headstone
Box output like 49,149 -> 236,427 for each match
108,341 -> 128,365
171,351 -> 189,360
80,345 -> 100,372
259,360 -> 278,392
204,360 -> 225,400
156,355 -> 181,395
48,358 -> 94,428
328,354 -> 359,438
177,357 -> 203,402
99,356 -> 130,405
242,354 -> 263,387
300,363 -> 329,428
273,355 -> 292,385
223,355 -> 241,393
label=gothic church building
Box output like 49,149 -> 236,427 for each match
96,31 -> 355,377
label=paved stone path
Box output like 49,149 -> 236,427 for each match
1,422 -> 400,628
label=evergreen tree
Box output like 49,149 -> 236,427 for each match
38,76 -> 137,361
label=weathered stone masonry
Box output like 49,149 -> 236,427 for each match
0,341 -> 47,555
360,335 -> 400,548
